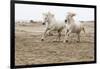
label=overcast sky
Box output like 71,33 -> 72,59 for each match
15,4 -> 94,21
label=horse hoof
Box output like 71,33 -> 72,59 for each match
41,39 -> 44,41
63,40 -> 68,43
77,41 -> 80,43
66,40 -> 68,42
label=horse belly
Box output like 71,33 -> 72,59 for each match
71,25 -> 81,33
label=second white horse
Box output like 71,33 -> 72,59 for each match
64,11 -> 85,42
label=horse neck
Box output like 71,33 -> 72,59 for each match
67,16 -> 75,24
48,17 -> 56,25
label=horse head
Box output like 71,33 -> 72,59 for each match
65,11 -> 76,24
42,12 -> 54,25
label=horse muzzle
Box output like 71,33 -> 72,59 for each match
65,20 -> 67,22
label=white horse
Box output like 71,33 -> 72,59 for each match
64,12 -> 85,42
41,12 -> 66,41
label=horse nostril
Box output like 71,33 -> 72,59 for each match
42,23 -> 45,25
65,20 -> 67,22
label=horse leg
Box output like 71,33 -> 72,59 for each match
66,30 -> 71,42
77,33 -> 80,42
41,29 -> 48,41
57,31 -> 61,41
63,29 -> 70,43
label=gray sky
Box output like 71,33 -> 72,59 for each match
15,4 -> 94,21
